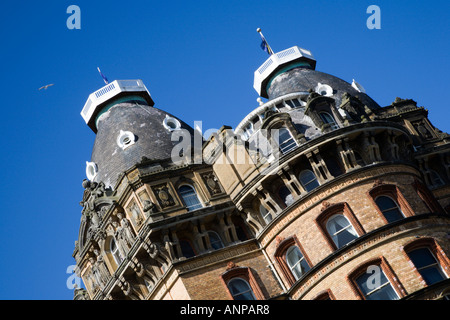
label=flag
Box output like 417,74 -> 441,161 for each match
259,33 -> 273,55
97,67 -> 109,84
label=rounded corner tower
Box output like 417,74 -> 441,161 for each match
72,43 -> 450,302
81,79 -> 195,189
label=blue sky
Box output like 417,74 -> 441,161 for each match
0,0 -> 448,300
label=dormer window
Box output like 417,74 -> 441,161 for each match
241,122 -> 254,141
285,98 -> 302,108
319,112 -> 338,130
277,127 -> 297,154
178,185 -> 202,211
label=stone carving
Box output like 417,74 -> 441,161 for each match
202,172 -> 223,195
114,213 -> 135,253
153,184 -> 175,208
320,201 -> 332,212
226,261 -> 238,270
142,200 -> 157,214
93,249 -> 110,286
73,287 -> 90,300
118,276 -> 142,300
88,254 -> 108,290
80,180 -> 108,215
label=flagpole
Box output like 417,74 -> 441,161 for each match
257,27 -> 274,55
97,67 -> 109,85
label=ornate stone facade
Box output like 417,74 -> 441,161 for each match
72,44 -> 450,300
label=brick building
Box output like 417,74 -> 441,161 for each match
72,43 -> 450,300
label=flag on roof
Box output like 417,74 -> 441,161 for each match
97,67 -> 109,85
259,31 -> 273,55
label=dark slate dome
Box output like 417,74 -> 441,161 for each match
90,101 -> 195,188
267,67 -> 381,110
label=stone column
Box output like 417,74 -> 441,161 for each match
306,148 -> 333,183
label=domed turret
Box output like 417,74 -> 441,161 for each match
81,79 -> 195,188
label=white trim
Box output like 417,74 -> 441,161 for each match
116,130 -> 136,150
86,161 -> 98,181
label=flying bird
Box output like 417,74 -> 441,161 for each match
39,83 -> 54,90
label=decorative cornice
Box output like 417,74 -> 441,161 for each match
258,163 -> 422,247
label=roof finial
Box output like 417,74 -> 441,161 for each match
257,27 -> 274,56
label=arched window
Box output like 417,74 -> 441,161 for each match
375,196 -> 404,223
429,170 -> 445,187
326,214 -> 359,249
179,240 -> 196,258
299,170 -> 320,192
368,183 -> 415,222
178,185 -> 202,211
274,236 -> 312,286
355,267 -> 399,300
208,231 -> 224,250
286,246 -> 311,280
221,265 -> 265,300
278,185 -> 294,207
349,257 -> 404,300
110,237 -> 123,266
407,247 -> 447,285
259,204 -> 272,224
319,112 -> 338,130
227,278 -> 256,300
354,151 -> 365,166
276,127 -> 297,154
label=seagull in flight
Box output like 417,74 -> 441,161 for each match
39,83 -> 54,90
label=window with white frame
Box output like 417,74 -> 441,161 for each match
208,231 -> 224,250
276,127 -> 297,154
286,246 -> 311,280
326,214 -> 358,249
407,247 -> 447,285
319,112 -> 338,130
355,268 -> 399,300
299,169 -> 320,192
110,237 -> 123,266
259,203 -> 272,224
227,278 -> 256,300
375,195 -> 404,223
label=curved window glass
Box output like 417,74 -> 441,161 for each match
429,170 -> 445,187
319,112 -> 338,130
375,196 -> 404,223
227,278 -> 256,300
286,246 -> 310,280
180,240 -> 196,258
326,214 -> 358,248
178,185 -> 202,211
208,231 -> 224,250
299,170 -> 320,192
408,247 -> 447,285
278,185 -> 294,207
277,128 -> 297,154
259,204 -> 272,224
355,268 -> 399,300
